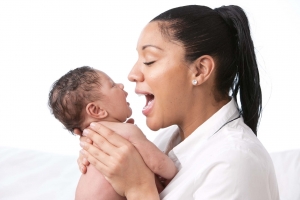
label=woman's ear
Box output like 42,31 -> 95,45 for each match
86,102 -> 108,119
190,55 -> 215,85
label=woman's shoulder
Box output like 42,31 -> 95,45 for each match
212,118 -> 273,166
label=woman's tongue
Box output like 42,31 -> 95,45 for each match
143,94 -> 154,111
143,99 -> 153,110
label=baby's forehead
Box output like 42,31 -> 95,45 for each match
95,70 -> 112,83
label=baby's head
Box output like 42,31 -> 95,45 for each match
48,66 -> 132,133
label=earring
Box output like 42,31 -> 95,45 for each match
192,80 -> 198,85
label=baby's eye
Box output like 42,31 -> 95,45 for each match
143,61 -> 155,66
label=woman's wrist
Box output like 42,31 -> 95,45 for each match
126,178 -> 159,200
126,188 -> 159,200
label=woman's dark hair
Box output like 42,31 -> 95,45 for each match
48,66 -> 102,132
151,5 -> 262,135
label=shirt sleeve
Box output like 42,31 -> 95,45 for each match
193,148 -> 278,200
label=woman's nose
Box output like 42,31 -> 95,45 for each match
128,62 -> 144,82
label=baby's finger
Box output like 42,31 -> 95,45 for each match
73,128 -> 82,136
125,118 -> 134,124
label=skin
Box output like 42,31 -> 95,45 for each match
79,21 -> 230,199
80,71 -> 132,129
76,71 -> 130,200
75,70 -> 176,199
128,21 -> 229,139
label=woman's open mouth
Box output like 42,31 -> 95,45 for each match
142,94 -> 155,115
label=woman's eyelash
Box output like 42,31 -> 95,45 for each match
143,61 -> 155,66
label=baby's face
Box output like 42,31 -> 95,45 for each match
95,71 -> 132,122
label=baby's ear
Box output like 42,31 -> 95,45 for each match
86,102 -> 108,119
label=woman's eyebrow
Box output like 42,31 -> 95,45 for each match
142,45 -> 163,51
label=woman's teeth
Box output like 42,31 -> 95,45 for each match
143,99 -> 153,110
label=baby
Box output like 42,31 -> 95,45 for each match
48,66 -> 177,199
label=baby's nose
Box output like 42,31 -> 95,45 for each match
118,83 -> 124,89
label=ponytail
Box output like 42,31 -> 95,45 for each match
215,6 -> 262,135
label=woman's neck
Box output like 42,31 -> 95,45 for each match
178,97 -> 230,140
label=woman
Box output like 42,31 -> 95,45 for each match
78,5 -> 279,199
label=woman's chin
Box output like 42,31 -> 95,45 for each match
146,119 -> 161,131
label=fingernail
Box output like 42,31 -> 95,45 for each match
80,149 -> 86,155
80,141 -> 86,148
86,138 -> 92,144
90,122 -> 97,128
82,129 -> 89,136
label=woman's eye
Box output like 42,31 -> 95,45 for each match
143,61 -> 155,66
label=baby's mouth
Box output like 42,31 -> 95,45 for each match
143,94 -> 154,110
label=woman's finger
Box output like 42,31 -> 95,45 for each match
80,135 -> 93,144
82,128 -> 118,155
80,148 -> 111,177
77,154 -> 89,167
80,141 -> 115,168
79,163 -> 87,174
77,136 -> 91,170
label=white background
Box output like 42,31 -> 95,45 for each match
0,0 -> 299,156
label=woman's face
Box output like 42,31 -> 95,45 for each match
128,22 -> 194,131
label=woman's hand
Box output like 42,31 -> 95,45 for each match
80,122 -> 159,199
75,118 -> 135,174
74,128 -> 92,174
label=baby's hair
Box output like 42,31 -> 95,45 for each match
48,66 -> 102,133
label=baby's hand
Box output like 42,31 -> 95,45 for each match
125,118 -> 135,124
155,174 -> 165,193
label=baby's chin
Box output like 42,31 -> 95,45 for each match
127,109 -> 133,118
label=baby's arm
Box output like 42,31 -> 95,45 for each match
131,135 -> 177,180
119,124 -> 178,180
75,160 -> 126,200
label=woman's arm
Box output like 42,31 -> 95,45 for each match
80,122 -> 160,200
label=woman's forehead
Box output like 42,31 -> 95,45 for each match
137,22 -> 164,49
136,21 -> 183,52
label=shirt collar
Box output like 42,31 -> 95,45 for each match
169,98 -> 240,164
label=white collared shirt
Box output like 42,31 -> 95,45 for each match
154,99 -> 279,200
